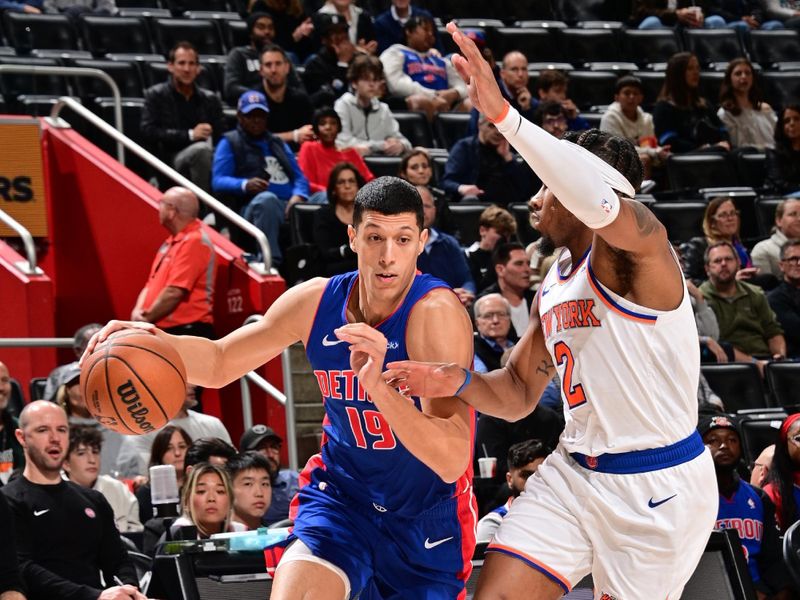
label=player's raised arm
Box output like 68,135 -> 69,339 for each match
384,304 -> 555,422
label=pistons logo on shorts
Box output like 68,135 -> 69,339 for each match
586,456 -> 598,469
600,593 -> 617,600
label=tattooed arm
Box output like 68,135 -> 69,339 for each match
595,198 -> 669,257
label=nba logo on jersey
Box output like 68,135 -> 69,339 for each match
600,594 -> 617,600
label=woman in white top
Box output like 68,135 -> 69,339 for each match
717,58 -> 777,149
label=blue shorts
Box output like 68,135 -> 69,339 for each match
289,469 -> 475,599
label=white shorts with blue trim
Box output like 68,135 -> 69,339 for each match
488,442 -> 717,598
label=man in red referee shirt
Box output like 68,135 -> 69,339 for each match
131,186 -> 216,339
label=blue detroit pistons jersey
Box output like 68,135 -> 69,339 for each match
716,481 -> 767,584
400,49 -> 449,91
306,271 -> 473,517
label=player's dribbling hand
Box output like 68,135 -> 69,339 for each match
382,361 -> 466,399
80,320 -> 158,367
334,323 -> 388,395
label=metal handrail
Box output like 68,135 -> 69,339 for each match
0,208 -> 43,275
0,65 -> 123,162
0,337 -> 72,348
48,96 -> 274,273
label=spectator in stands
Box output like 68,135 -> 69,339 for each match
632,0 -> 725,28
533,70 -> 590,132
472,293 -> 515,374
134,425 -> 192,525
246,0 -> 315,63
63,425 -> 143,533
476,439 -> 551,544
297,107 -> 374,201
654,52 -> 731,154
115,384 -> 232,480
141,42 -> 223,194
417,185 -> 476,307
335,55 -> 411,157
753,198 -> 800,277
705,0 -> 785,31
0,362 -> 23,486
763,0 -> 800,28
2,402 -> 144,600
397,147 -> 443,198
43,323 -> 101,402
767,104 -> 800,196
316,0 -> 376,54
212,90 -> 310,267
43,0 -> 116,18
239,424 -> 299,525
718,58 -> 777,150
532,100 -> 569,139
184,438 -> 237,472
466,205 -> 517,295
228,451 -> 272,531
312,162 -> 362,276
169,463 -> 245,539
701,241 -> 787,359
132,187 -> 216,339
478,242 -> 535,339
258,44 -> 314,148
686,275 -> 732,365
0,0 -> 41,13
374,0 -> 438,55
380,15 -> 469,121
752,444 -> 775,488
699,414 -> 792,597
768,240 -> 800,358
0,490 -> 25,599
304,13 -> 361,108
441,112 -> 532,205
601,75 -> 671,181
764,413 -> 800,531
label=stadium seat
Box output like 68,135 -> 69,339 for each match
220,18 -> 248,52
765,361 -> 800,410
683,29 -> 744,68
0,56 -> 69,112
490,28 -> 562,64
761,71 -> 800,112
736,151 -> 767,190
288,202 -> 322,246
784,519 -> 800,589
624,29 -> 681,69
446,203 -> 486,246
153,18 -> 223,56
701,363 -> 767,413
79,15 -> 153,57
118,7 -> 171,19
559,28 -> 620,67
667,154 -> 738,193
72,59 -> 144,100
7,378 -> 24,418
392,111 -> 434,148
431,153 -> 448,183
553,0 -> 625,23
698,70 -> 725,103
3,13 -> 78,52
749,30 -> 800,70
433,111 -> 471,150
513,20 -> 567,29
650,201 -> 707,243
566,71 -> 617,111
504,0 -> 558,22
364,156 -> 403,179
737,410 -> 785,468
455,18 -> 504,28
508,202 -> 539,246
116,0 -> 161,6
28,377 -> 47,402
29,49 -> 93,63
165,0 -> 232,13
755,196 -> 782,237
140,59 -> 216,92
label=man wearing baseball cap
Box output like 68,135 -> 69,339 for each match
211,90 -> 310,266
240,424 -> 299,525
699,414 -> 790,596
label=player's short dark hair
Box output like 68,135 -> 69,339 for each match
615,75 -> 643,95
532,100 -> 566,127
149,425 -> 192,470
226,451 -> 273,481
184,437 -> 238,470
353,176 -> 424,231
168,41 -> 198,63
312,107 -> 341,136
537,69 -> 568,92
68,424 -> 103,454
562,129 -> 644,192
492,241 -> 526,267
507,439 -> 552,471
347,54 -> 383,83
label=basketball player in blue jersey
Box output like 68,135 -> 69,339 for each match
383,23 -> 718,599
84,176 -> 477,600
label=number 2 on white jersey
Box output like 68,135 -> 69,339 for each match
554,341 -> 588,409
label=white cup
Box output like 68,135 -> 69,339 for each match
478,457 -> 497,478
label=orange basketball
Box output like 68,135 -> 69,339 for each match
80,330 -> 187,435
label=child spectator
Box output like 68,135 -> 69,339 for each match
533,70 -> 590,132
766,104 -> 800,196
227,452 -> 273,530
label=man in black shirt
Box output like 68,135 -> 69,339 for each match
259,44 -> 314,150
768,239 -> 800,358
141,41 -> 224,194
2,402 -> 144,600
0,492 -> 25,600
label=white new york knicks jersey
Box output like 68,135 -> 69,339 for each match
538,246 -> 700,456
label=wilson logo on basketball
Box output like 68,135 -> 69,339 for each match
116,380 -> 156,433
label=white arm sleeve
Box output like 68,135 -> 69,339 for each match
494,105 -> 628,230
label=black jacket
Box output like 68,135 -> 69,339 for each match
766,146 -> 800,195
302,46 -> 351,108
768,281 -> 800,357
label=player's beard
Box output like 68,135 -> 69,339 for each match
538,235 -> 557,257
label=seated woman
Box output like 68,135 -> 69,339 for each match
136,425 -> 192,525
763,414 -> 800,533
717,58 -> 777,150
653,52 -> 730,154
170,463 -> 246,539
312,161 -> 364,276
766,104 -> 800,196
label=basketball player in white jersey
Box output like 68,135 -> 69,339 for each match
383,23 -> 718,599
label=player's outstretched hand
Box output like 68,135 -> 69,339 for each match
446,21 -> 506,121
383,361 -> 467,399
335,323 -> 388,395
80,320 -> 157,367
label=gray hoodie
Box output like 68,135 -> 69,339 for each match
334,91 -> 411,154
